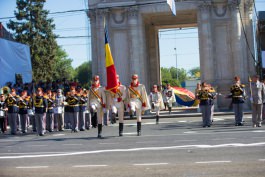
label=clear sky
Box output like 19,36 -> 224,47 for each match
0,0 -> 265,71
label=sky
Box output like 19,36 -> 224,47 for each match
0,0 -> 265,71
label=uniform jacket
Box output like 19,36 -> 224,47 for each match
149,91 -> 165,110
88,86 -> 106,108
34,96 -> 48,114
5,95 -> 19,113
105,84 -> 127,109
127,83 -> 150,111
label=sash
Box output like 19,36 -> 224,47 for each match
129,86 -> 144,103
90,88 -> 103,105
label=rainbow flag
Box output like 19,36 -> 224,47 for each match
105,23 -> 118,93
172,86 -> 199,107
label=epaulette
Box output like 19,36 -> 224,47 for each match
240,84 -> 245,88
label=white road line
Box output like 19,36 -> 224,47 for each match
133,163 -> 169,166
174,140 -> 197,142
183,131 -> 197,134
52,134 -> 65,136
62,144 -> 82,146
259,159 -> 265,161
212,138 -> 236,141
73,165 -> 108,168
195,161 -> 231,164
1,142 -> 264,159
29,145 -> 48,147
178,121 -> 187,123
16,166 -> 49,169
252,130 -> 265,133
123,132 -> 136,135
99,143 -> 119,145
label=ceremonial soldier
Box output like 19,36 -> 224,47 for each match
250,75 -> 265,127
54,89 -> 65,131
65,87 -> 79,132
197,82 -> 215,127
5,88 -> 19,135
0,94 -> 7,133
149,85 -> 164,124
208,84 -> 217,123
228,76 -> 246,126
163,83 -> 176,114
34,88 -> 47,136
106,75 -> 127,136
88,75 -> 106,138
18,90 -> 30,133
78,88 -> 88,131
46,90 -> 55,132
64,92 -> 71,129
127,74 -> 150,136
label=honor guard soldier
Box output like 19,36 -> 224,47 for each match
88,75 -> 106,138
128,74 -> 150,136
18,90 -> 30,133
65,87 -> 80,132
34,88 -> 48,136
150,85 -> 164,124
163,83 -> 176,114
208,84 -> 217,123
54,89 -> 65,131
228,76 -> 246,126
197,82 -> 215,127
0,94 -> 7,133
106,75 -> 127,136
46,90 -> 55,132
78,88 -> 88,131
5,88 -> 19,135
249,75 -> 265,127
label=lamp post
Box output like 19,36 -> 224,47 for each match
174,47 -> 178,81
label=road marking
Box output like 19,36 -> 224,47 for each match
1,142 -> 264,159
195,161 -> 231,164
16,166 -> 48,169
123,132 -> 136,135
212,138 -> 236,141
174,140 -> 197,142
73,165 -> 108,168
252,130 -> 265,133
133,163 -> 169,166
29,145 -> 48,147
99,142 -> 119,145
259,159 -> 265,161
183,131 -> 197,134
53,134 -> 65,136
62,144 -> 82,146
178,121 -> 187,123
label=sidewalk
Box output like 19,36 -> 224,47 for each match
124,107 -> 252,120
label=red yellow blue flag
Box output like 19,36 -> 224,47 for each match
105,23 -> 118,93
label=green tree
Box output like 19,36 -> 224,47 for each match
7,0 -> 58,81
161,67 -> 180,86
188,67 -> 200,79
52,47 -> 75,81
74,61 -> 92,88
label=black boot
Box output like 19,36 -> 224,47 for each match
97,124 -> 103,138
119,123 -> 124,136
168,107 -> 172,114
137,122 -> 141,136
156,115 -> 159,124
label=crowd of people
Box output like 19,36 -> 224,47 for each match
0,74 -> 264,138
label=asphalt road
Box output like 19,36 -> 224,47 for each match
0,114 -> 264,177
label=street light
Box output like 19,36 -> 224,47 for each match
174,47 -> 178,81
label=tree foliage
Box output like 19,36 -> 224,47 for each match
188,67 -> 201,79
161,67 -> 188,87
52,47 -> 75,81
74,61 -> 92,88
7,0 -> 58,81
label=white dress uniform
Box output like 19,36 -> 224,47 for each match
150,91 -> 164,124
128,80 -> 150,136
163,87 -> 176,114
88,84 -> 106,138
106,83 -> 126,136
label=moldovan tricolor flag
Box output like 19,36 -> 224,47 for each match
105,23 -> 118,93
167,0 -> 176,16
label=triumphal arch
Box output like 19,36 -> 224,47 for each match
88,0 -> 255,109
